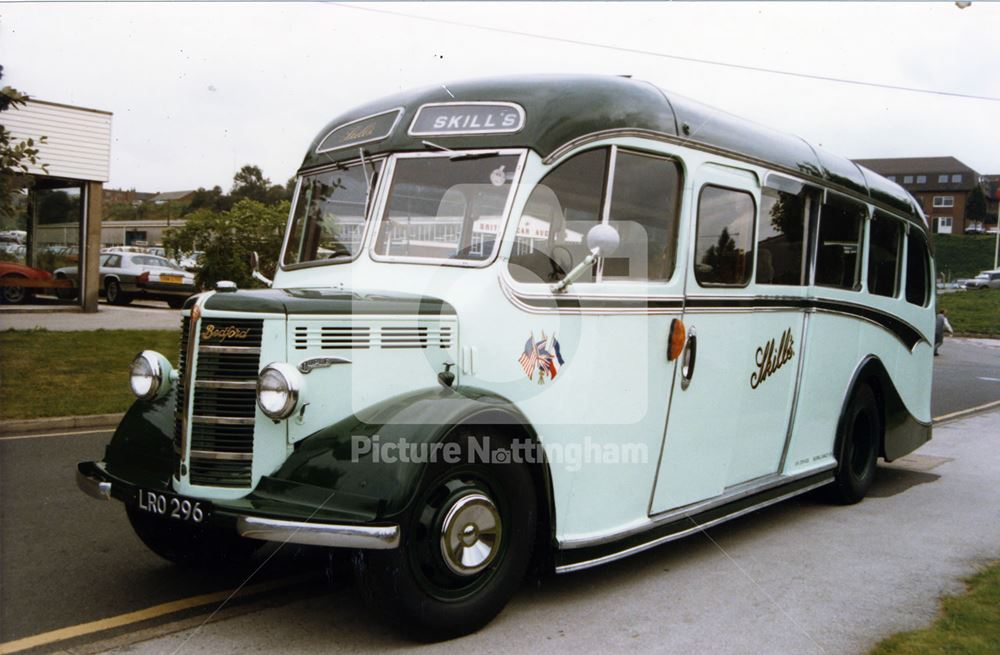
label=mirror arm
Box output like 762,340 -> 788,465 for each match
551,248 -> 599,293
252,270 -> 273,287
250,250 -> 273,288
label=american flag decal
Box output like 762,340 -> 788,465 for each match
518,332 -> 565,384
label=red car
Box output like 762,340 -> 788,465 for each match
0,261 -> 53,304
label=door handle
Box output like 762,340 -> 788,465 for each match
680,328 -> 697,390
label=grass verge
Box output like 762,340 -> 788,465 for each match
937,288 -> 1000,337
933,234 -> 997,281
870,560 -> 1000,654
0,329 -> 179,420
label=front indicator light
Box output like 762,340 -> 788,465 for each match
257,363 -> 303,420
129,350 -> 173,400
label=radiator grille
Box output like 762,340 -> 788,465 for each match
185,318 -> 262,488
173,315 -> 191,478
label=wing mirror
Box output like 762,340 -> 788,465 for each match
249,251 -> 273,287
551,223 -> 620,293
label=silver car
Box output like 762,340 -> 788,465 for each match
964,270 -> 1000,290
54,252 -> 198,308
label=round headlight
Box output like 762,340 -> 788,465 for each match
257,363 -> 301,419
129,351 -> 172,400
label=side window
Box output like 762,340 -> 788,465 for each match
105,255 -> 121,268
867,212 -> 903,297
904,231 -> 930,306
508,148 -> 607,284
815,195 -> 866,290
605,151 -> 682,281
694,186 -> 755,286
508,147 -> 682,285
757,187 -> 807,285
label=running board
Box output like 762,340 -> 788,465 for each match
554,470 -> 833,574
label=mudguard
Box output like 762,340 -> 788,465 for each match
103,391 -> 176,491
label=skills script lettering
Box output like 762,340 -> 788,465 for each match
201,324 -> 250,343
750,328 -> 795,389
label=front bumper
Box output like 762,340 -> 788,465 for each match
76,461 -> 400,550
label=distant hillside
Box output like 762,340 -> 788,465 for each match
933,234 -> 997,280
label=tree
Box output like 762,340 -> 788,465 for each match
230,164 -> 270,204
966,185 -> 988,224
163,198 -> 289,289
0,66 -> 47,220
185,185 -> 232,214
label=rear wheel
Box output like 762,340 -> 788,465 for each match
166,297 -> 185,309
1,274 -> 28,304
55,274 -> 78,300
125,505 -> 261,567
105,278 -> 131,305
829,383 -> 880,504
353,432 -> 537,641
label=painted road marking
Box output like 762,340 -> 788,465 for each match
976,376 -> 1000,382
933,398 -> 1000,423
0,575 -> 311,655
0,428 -> 114,442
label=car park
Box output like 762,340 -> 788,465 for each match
963,270 -> 1000,289
55,252 -> 197,307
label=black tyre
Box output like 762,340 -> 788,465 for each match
1,274 -> 28,304
55,275 -> 78,300
353,431 -> 537,641
166,297 -> 185,309
126,505 -> 261,567
829,383 -> 880,505
105,278 -> 131,305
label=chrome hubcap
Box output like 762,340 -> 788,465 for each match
439,492 -> 502,576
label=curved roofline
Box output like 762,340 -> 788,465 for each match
298,74 -> 925,231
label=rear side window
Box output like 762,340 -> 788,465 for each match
757,187 -> 807,285
694,186 -> 755,286
905,231 -> 931,306
867,212 -> 903,297
815,195 -> 866,290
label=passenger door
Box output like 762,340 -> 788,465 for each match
650,165 -> 808,514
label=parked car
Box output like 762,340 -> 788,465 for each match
177,250 -> 205,272
0,261 -> 53,305
964,270 -> 1000,290
54,252 -> 198,308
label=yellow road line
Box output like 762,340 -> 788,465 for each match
0,575 -> 308,655
933,398 -> 1000,423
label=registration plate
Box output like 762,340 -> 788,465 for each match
137,489 -> 208,523
160,275 -> 183,284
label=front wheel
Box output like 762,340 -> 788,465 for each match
125,505 -> 261,567
166,297 -> 186,309
353,432 -> 537,641
1,275 -> 28,304
829,383 -> 880,504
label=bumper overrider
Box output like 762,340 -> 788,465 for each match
76,461 -> 400,550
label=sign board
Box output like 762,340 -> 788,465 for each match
409,102 -> 525,137
316,108 -> 403,153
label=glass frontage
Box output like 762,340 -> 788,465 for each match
373,152 -> 521,263
0,178 -> 83,305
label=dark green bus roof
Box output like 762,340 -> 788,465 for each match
300,74 -> 924,226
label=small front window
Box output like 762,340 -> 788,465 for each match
373,152 -> 521,264
283,161 -> 382,266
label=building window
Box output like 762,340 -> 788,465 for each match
933,196 -> 955,208
903,175 -> 913,184
917,175 -> 926,184
887,175 -> 896,182
938,174 -> 949,184
951,174 -> 962,183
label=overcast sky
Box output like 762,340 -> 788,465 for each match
2,2 -> 998,192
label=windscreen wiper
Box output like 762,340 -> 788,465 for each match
422,140 -> 500,160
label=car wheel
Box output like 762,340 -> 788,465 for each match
353,431 -> 537,641
125,505 -> 261,568
166,297 -> 185,309
1,274 -> 28,304
55,274 -> 78,300
105,278 -> 131,305
828,383 -> 880,505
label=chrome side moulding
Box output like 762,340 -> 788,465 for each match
237,516 -> 400,550
76,469 -> 112,501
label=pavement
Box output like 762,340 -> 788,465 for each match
0,301 -> 181,331
77,408 -> 1000,655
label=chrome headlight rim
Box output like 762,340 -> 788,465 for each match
129,350 -> 171,401
256,362 -> 302,420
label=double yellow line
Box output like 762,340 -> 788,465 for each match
0,576 -> 306,655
